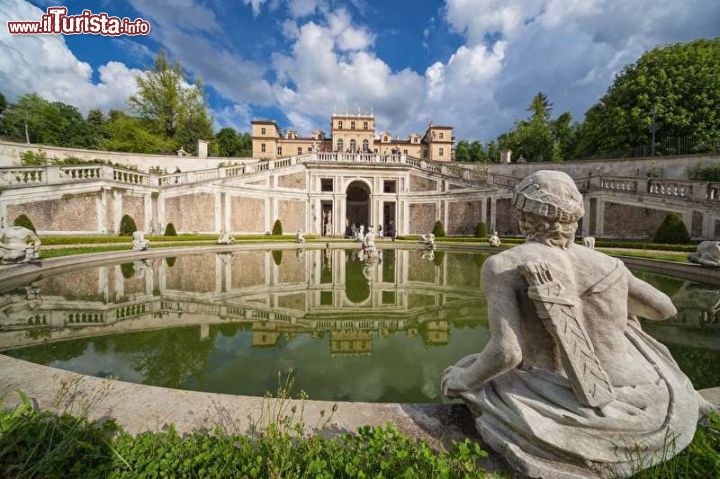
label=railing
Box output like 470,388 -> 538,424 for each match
574,177 -> 591,193
600,176 -> 638,193
708,183 -> 720,201
0,167 -> 46,187
490,174 -> 521,188
647,179 -> 694,199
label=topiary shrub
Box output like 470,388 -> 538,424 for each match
120,262 -> 135,279
13,214 -> 36,233
652,213 -> 691,244
474,221 -> 487,238
272,219 -> 283,236
165,257 -> 176,267
119,215 -> 137,236
432,220 -> 446,237
164,223 -> 177,236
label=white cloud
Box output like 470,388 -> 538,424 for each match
0,0 -> 140,113
213,103 -> 252,132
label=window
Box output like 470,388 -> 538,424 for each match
383,136 -> 388,142
403,149 -> 408,155
363,121 -> 368,130
261,143 -> 266,153
351,121 -> 356,130
338,120 -> 343,129
261,127 -> 266,135
439,147 -> 444,156
383,180 -> 397,193
362,139 -> 369,151
337,139 -> 344,151
350,139 -> 357,152
423,150 -> 428,158
277,146 -> 282,155
374,148 -> 378,153
321,178 -> 333,192
439,132 -> 444,139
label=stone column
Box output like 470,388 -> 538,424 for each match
701,213 -> 716,240
97,188 -> 108,234
595,200 -> 606,237
214,192 -> 222,233
144,192 -> 153,233
337,195 -> 346,236
112,190 -> 123,235
442,199 -> 449,231
224,193 -> 231,233
489,197 -> 497,230
582,197 -> 592,237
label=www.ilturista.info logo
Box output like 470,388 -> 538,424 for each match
7,6 -> 151,36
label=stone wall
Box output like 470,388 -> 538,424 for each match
121,194 -> 146,232
484,154 -> 719,181
0,140 -> 254,172
165,254 -> 215,293
409,175 -> 437,192
495,198 -> 520,235
230,196 -> 265,233
231,251 -> 266,288
7,193 -> 99,233
278,199 -> 306,233
408,203 -> 437,234
602,202 -> 674,239
277,172 -> 306,190
448,201 -> 483,235
163,193 -> 215,233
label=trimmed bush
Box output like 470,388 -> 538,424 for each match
164,223 -> 177,236
272,219 -> 283,235
13,214 -> 36,233
272,250 -> 283,266
118,215 -> 137,236
652,213 -> 691,244
432,220 -> 446,237
474,221 -> 487,238
120,262 -> 135,279
165,257 -> 177,267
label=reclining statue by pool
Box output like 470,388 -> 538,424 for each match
131,231 -> 150,251
441,170 -> 712,479
0,225 -> 41,263
687,241 -> 720,267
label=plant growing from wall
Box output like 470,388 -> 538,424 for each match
474,221 -> 487,238
432,220 -> 446,237
13,214 -> 36,232
20,151 -> 48,166
272,219 -> 283,235
119,215 -> 137,236
652,213 -> 691,244
164,223 -> 177,236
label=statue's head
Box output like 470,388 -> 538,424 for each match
513,170 -> 584,249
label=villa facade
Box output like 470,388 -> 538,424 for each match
251,113 -> 454,162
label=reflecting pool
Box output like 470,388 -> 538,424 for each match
0,248 -> 717,402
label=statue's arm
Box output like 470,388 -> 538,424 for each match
627,274 -> 677,321
450,258 -> 523,390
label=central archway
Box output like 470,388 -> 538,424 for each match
346,181 -> 370,231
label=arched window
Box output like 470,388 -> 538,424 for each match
350,139 -> 357,152
362,139 -> 369,152
337,139 -> 344,151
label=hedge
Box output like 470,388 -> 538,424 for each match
652,213 -> 691,244
164,223 -> 177,236
432,220 -> 446,237
118,215 -> 137,236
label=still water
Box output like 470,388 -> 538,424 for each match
0,248 -> 717,402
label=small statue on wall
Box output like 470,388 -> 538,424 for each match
688,241 -> 720,267
488,230 -> 501,247
217,231 -> 235,245
296,230 -> 306,244
362,226 -> 376,252
131,231 -> 150,251
583,236 -> 596,249
0,225 -> 41,264
421,232 -> 435,249
441,170 -> 712,479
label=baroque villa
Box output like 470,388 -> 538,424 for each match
251,113 -> 454,162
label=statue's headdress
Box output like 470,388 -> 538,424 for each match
512,170 -> 584,223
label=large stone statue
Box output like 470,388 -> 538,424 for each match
296,230 -> 305,244
324,210 -> 333,237
441,170 -> 709,479
688,241 -> 720,267
131,231 -> 150,251
363,226 -> 376,252
356,225 -> 365,243
488,230 -> 501,248
0,225 -> 41,263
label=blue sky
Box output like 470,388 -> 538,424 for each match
1,0 -> 719,141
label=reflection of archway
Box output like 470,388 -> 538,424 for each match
346,181 -> 370,229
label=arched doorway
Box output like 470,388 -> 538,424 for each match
346,181 -> 370,231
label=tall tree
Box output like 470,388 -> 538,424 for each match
469,141 -> 487,162
0,92 -> 6,117
0,94 -> 90,147
574,38 -> 720,158
454,140 -> 470,162
129,51 -> 214,153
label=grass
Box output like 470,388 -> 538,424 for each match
600,249 -> 689,263
40,234 -> 319,245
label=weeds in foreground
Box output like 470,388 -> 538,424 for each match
0,374 -> 493,478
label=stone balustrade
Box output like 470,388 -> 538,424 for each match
0,167 -> 46,187
647,179 -> 694,198
600,176 -> 638,193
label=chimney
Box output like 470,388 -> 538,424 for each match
197,139 -> 208,159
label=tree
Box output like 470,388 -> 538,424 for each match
272,219 -> 283,235
129,51 -> 214,152
0,92 -> 6,117
574,38 -> 720,158
454,140 -> 470,162
86,109 -> 108,148
216,127 -> 248,157
468,141 -> 487,162
119,215 -> 138,236
474,221 -> 487,238
101,111 -> 176,153
164,223 -> 177,236
13,214 -> 36,232
432,220 -> 446,237
486,140 -> 499,162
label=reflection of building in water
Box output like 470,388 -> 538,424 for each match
0,249 -> 486,355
